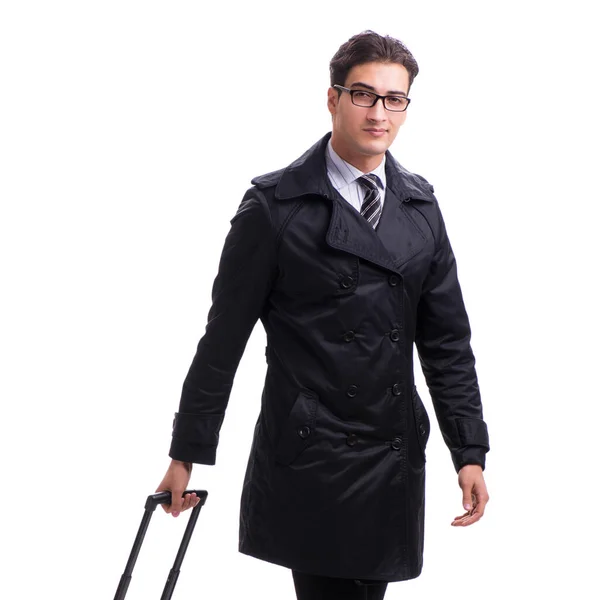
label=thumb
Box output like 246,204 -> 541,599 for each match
463,488 -> 474,511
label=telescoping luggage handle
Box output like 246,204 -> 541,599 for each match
113,489 -> 208,600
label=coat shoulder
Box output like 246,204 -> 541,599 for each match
402,166 -> 435,195
388,154 -> 436,199
251,167 -> 286,190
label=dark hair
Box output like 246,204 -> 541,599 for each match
330,30 -> 419,91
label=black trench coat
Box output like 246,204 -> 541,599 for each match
169,132 -> 490,582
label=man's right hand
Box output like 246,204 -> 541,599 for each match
155,459 -> 200,517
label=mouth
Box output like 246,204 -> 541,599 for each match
363,128 -> 388,137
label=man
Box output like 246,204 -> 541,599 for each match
156,30 -> 490,600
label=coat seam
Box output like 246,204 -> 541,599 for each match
409,203 -> 440,253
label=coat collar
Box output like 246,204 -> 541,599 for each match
251,132 -> 433,274
251,132 -> 435,203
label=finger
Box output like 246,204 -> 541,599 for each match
452,510 -> 471,520
458,489 -> 487,524
186,493 -> 200,510
451,505 -> 475,523
452,512 -> 474,524
451,504 -> 483,526
171,487 -> 183,517
181,494 -> 191,512
452,513 -> 482,527
181,493 -> 194,512
452,498 -> 476,521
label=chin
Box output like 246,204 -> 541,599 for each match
358,139 -> 390,155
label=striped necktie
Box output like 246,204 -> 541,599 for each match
357,173 -> 382,229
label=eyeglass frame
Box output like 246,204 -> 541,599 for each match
332,84 -> 411,112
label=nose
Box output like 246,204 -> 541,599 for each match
366,97 -> 387,121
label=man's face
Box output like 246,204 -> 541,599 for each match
327,62 -> 410,168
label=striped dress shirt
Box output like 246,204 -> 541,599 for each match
325,139 -> 387,223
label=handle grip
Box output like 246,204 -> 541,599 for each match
145,489 -> 209,511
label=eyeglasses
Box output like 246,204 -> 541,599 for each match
333,85 -> 411,112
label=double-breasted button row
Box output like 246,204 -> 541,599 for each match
341,273 -> 400,289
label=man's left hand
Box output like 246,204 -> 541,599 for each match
451,464 -> 489,527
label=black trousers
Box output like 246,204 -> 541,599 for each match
291,569 -> 388,600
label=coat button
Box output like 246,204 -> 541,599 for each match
390,329 -> 400,342
298,426 -> 311,439
341,275 -> 354,289
346,385 -> 358,397
343,330 -> 356,342
419,423 -> 426,436
388,274 -> 399,286
391,437 -> 402,451
392,383 -> 402,396
346,433 -> 358,447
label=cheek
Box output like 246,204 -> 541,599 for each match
387,116 -> 404,133
336,108 -> 357,133
344,109 -> 365,131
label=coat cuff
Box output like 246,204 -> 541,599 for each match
456,417 -> 489,447
169,437 -> 217,465
451,446 -> 488,472
169,411 -> 224,465
450,417 -> 490,472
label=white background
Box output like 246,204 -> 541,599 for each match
1,1 -> 588,598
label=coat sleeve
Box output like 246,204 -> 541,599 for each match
168,188 -> 277,465
414,200 -> 490,472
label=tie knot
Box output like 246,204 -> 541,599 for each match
358,173 -> 381,191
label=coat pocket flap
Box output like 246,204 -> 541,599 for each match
274,389 -> 318,465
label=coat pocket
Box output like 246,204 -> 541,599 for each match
412,386 -> 431,461
274,388 -> 318,466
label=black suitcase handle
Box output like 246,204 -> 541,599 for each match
114,489 -> 209,600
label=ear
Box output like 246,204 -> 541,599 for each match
327,87 -> 339,117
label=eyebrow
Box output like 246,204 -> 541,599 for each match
349,81 -> 408,97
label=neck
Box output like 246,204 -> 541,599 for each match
330,136 -> 384,173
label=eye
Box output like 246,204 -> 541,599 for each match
387,96 -> 403,105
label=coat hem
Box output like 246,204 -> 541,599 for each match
238,541 -> 422,583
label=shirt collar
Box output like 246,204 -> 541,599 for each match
326,138 -> 387,191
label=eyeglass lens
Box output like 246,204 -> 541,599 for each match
352,91 -> 408,111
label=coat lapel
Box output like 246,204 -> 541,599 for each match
374,185 -> 428,268
264,132 -> 436,274
325,185 -> 428,272
325,193 -> 397,272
